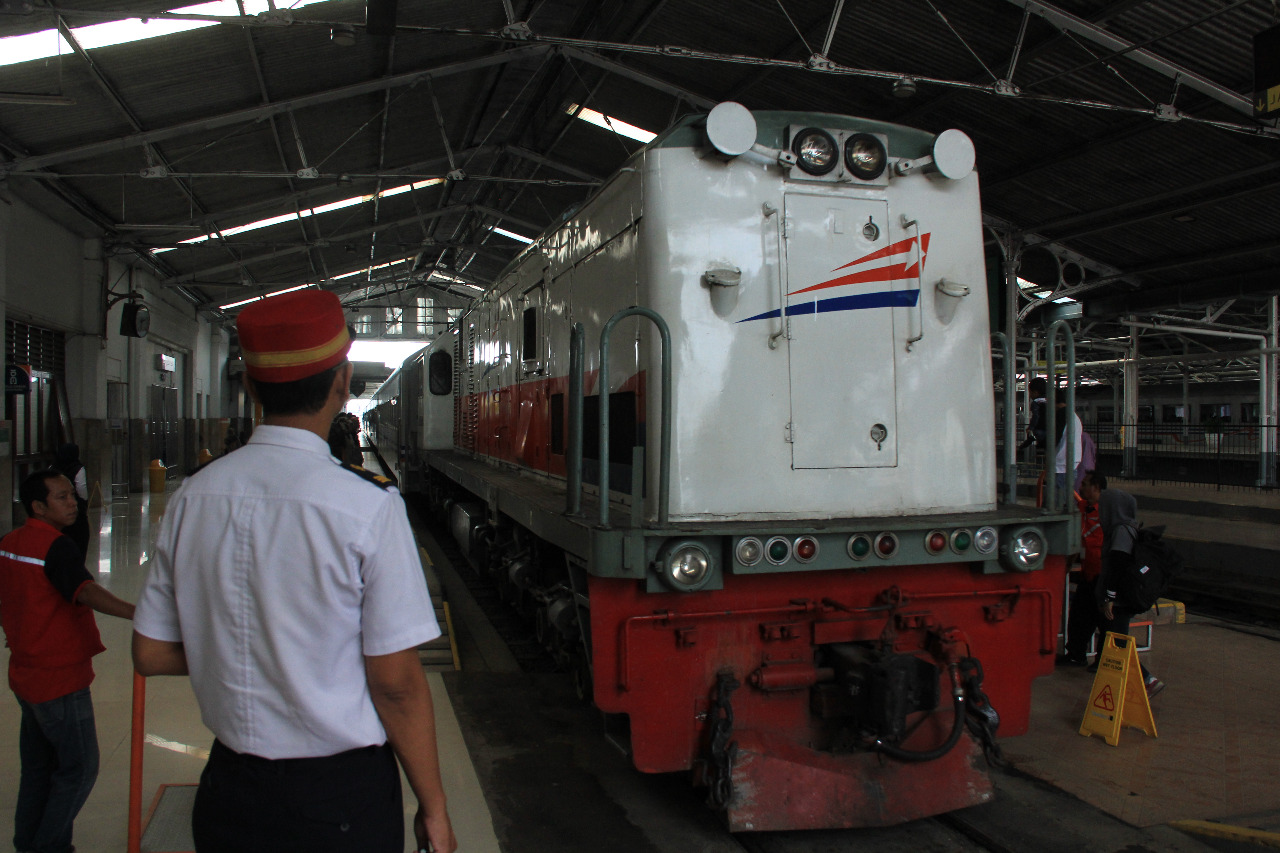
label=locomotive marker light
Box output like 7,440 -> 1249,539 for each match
974,526 -> 998,556
925,530 -> 948,555
847,533 -> 872,560
658,541 -> 716,592
735,536 -> 764,567
999,526 -> 1047,572
874,532 -> 899,558
793,536 -> 820,563
949,528 -> 973,554
765,536 -> 792,565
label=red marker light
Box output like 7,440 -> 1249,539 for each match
876,533 -> 898,557
795,537 -> 818,561
927,531 -> 947,553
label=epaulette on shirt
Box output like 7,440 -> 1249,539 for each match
340,462 -> 395,489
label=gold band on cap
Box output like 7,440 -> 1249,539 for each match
243,328 -> 350,369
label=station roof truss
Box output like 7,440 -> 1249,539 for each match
1,0 -> 1278,380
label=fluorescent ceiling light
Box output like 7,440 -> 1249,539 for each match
565,103 -> 656,143
0,0 -> 330,68
493,226 -> 533,244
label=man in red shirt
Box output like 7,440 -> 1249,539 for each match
1059,469 -> 1104,666
0,469 -> 135,853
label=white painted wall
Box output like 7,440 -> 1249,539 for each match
2,194 -> 230,422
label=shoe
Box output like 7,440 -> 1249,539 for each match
1145,677 -> 1166,699
1055,654 -> 1085,667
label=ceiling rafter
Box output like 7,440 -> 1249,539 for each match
1,45 -> 554,176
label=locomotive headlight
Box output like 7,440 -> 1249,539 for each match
661,541 -> 715,591
843,133 -> 887,180
791,128 -> 838,175
735,537 -> 763,567
1000,526 -> 1046,572
974,526 -> 998,555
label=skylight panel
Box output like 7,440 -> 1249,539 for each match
0,0 -> 329,68
218,283 -> 313,311
162,179 -> 443,250
565,104 -> 656,143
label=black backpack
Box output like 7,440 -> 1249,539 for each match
1121,525 -> 1186,612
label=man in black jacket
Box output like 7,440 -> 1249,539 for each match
1094,483 -> 1165,698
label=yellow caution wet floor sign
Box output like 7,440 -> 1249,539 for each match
1079,631 -> 1157,746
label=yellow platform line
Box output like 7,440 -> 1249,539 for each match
444,601 -> 461,671
1170,819 -> 1280,848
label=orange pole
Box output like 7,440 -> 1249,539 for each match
127,671 -> 145,853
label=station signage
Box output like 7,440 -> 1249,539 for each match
5,363 -> 31,395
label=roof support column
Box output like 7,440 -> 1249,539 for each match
1263,297 -> 1279,487
1122,329 -> 1139,479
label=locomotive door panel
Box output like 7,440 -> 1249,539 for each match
783,193 -> 897,469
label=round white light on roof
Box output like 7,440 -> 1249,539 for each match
932,129 -> 976,180
706,102 -> 758,157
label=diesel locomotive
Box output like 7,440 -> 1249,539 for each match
368,102 -> 1076,831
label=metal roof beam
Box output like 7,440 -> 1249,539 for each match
557,46 -> 716,109
1001,0 -> 1257,119
2,44 -> 551,175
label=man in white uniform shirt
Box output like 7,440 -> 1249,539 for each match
133,290 -> 455,853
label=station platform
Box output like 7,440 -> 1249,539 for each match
2,468 -> 1278,851
0,466 -> 502,853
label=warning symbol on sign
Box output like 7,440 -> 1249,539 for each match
1093,684 -> 1115,712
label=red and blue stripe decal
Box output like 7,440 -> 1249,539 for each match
740,233 -> 929,323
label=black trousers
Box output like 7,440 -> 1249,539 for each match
192,739 -> 403,853
1064,574 -> 1100,662
1097,609 -> 1152,681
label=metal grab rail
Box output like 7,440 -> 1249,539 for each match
992,331 -> 1016,505
565,323 -> 585,515
1043,319 -> 1076,514
597,307 -> 672,528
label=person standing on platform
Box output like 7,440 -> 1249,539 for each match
132,289 -> 456,853
1059,469 -> 1104,666
1094,483 -> 1166,698
1,469 -> 136,853
1052,388 -> 1083,508
53,443 -> 91,558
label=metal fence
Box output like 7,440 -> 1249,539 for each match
1087,421 -> 1277,490
999,422 -> 1279,491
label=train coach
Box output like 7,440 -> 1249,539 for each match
368,102 -> 1077,832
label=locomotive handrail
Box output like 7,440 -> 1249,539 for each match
598,307 -> 672,528
1043,320 -> 1077,514
992,331 -> 1016,505
565,322 -> 585,515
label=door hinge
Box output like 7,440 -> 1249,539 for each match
785,422 -> 795,443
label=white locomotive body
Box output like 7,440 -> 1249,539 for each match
369,105 -> 1075,832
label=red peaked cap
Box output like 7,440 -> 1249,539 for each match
236,290 -> 351,383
